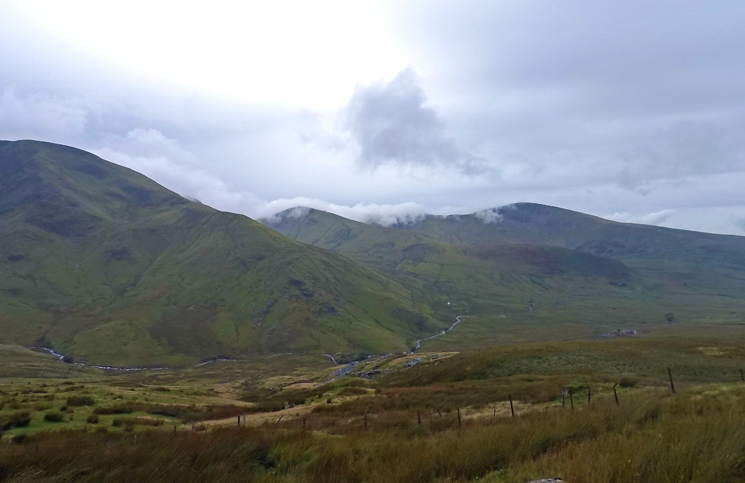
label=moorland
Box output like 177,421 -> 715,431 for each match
4,140 -> 745,482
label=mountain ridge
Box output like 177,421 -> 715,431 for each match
0,140 -> 446,365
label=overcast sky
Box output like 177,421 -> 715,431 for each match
2,1 -> 745,234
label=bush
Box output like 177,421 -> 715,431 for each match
94,402 -> 142,415
619,377 -> 638,388
113,417 -> 164,428
0,411 -> 32,430
44,412 -> 65,423
339,387 -> 368,396
66,396 -> 95,407
11,433 -> 27,445
87,414 -> 99,424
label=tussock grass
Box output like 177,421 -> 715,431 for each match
4,387 -> 745,482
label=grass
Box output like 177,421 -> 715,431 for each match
3,334 -> 745,480
4,385 -> 745,482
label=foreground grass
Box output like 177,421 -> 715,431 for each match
3,385 -> 745,482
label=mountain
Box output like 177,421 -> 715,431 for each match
0,140 -> 446,365
262,205 -> 745,346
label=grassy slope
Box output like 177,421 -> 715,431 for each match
262,207 -> 745,349
6,335 -> 745,482
0,141 -> 446,365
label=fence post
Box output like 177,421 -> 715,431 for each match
509,395 -> 514,417
569,389 -> 574,410
417,410 -> 421,425
667,367 -> 676,394
493,407 -> 496,419
274,415 -> 283,428
613,383 -> 619,405
242,414 -> 246,426
587,387 -> 592,405
457,407 -> 461,428
237,415 -> 241,426
437,409 -> 442,419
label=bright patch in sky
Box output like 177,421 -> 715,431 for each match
12,1 -> 406,108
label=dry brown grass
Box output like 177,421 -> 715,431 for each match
4,385 -> 745,482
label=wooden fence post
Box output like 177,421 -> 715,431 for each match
237,415 -> 241,426
417,410 -> 421,425
437,409 -> 442,419
274,415 -> 283,428
509,395 -> 515,417
457,407 -> 461,428
493,407 -> 496,419
668,367 -> 676,394
587,387 -> 592,405
613,383 -> 619,405
569,389 -> 574,410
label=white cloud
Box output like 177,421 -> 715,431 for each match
0,88 -> 87,141
94,129 -> 258,214
473,208 -> 504,224
606,209 -> 675,226
257,198 -> 427,227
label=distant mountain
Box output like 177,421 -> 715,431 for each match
0,140 -> 444,365
262,205 -> 745,344
401,203 -> 745,270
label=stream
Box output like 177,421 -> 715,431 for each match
412,315 -> 468,353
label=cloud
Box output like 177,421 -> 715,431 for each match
472,204 -> 518,224
732,216 -> 745,233
94,128 -> 258,214
606,209 -> 675,226
343,69 -> 487,175
617,120 -> 745,189
0,88 -> 87,142
257,197 -> 427,227
473,208 -> 503,224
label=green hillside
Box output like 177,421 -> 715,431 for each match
262,206 -> 745,348
0,140 -> 446,365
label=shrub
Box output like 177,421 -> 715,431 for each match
44,412 -> 65,423
0,411 -> 31,430
11,434 -> 27,445
94,402 -> 142,415
66,396 -> 95,407
113,417 -> 164,428
339,387 -> 368,396
619,377 -> 638,388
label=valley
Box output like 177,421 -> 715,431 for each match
3,140 -> 745,482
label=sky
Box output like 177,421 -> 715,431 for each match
2,1 -> 745,234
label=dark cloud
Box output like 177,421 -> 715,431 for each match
343,69 -> 488,175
